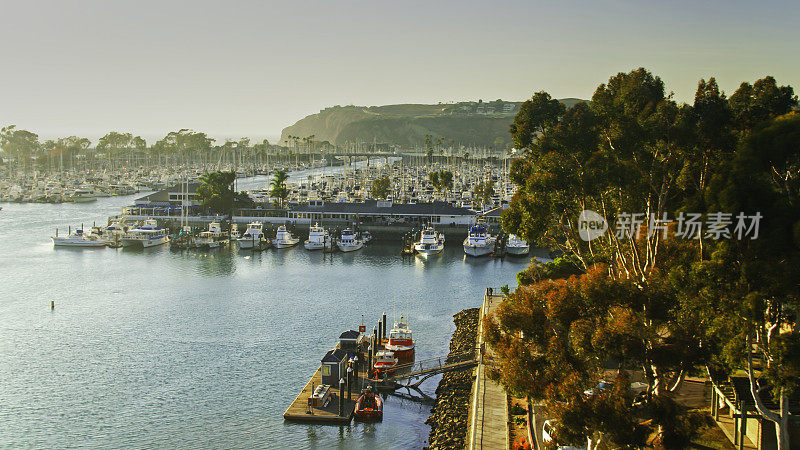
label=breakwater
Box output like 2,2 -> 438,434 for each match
425,307 -> 479,449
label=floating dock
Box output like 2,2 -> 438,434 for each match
283,358 -> 374,424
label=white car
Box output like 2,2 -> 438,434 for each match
542,420 -> 587,450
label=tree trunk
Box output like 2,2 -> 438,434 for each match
747,353 -> 790,450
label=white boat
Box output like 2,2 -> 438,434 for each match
273,225 -> 300,248
121,219 -> 169,248
414,225 -> 445,257
506,234 -> 530,256
384,315 -> 415,359
195,221 -> 227,249
71,188 -> 97,203
51,228 -> 106,247
91,222 -> 127,246
237,222 -> 269,250
337,228 -> 364,252
304,223 -> 331,251
463,223 -> 495,257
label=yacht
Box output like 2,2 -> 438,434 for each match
51,228 -> 106,247
237,222 -> 269,250
337,228 -> 364,252
506,234 -> 530,256
304,223 -> 331,251
195,221 -> 227,249
384,315 -> 415,359
121,219 -> 169,248
413,225 -> 445,257
71,188 -> 97,203
463,223 -> 495,257
272,225 -> 300,248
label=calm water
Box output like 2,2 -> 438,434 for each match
0,184 -> 538,449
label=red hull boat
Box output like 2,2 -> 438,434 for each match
384,315 -> 415,359
354,388 -> 383,421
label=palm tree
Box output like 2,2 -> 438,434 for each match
270,168 -> 290,208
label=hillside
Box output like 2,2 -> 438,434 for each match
280,99 -> 586,148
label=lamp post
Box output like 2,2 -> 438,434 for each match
353,355 -> 360,389
338,377 -> 345,416
347,366 -> 353,401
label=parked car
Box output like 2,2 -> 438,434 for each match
542,420 -> 587,450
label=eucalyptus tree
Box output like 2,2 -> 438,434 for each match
0,125 -> 40,173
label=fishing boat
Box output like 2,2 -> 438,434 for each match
463,222 -> 495,257
354,386 -> 383,421
413,225 -> 445,257
337,228 -> 364,252
304,223 -> 331,251
384,315 -> 415,359
51,228 -> 106,247
194,221 -> 227,249
121,219 -> 169,248
373,350 -> 398,375
273,225 -> 300,248
506,234 -> 530,256
237,222 -> 269,250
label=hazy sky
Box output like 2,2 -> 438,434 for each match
1,0 -> 798,143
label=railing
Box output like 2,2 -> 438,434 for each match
389,349 -> 477,380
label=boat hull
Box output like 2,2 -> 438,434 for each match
238,238 -> 267,250
337,242 -> 363,252
304,240 -> 326,250
122,236 -> 168,248
273,240 -> 299,249
463,243 -> 494,257
414,244 -> 443,257
51,237 -> 106,247
506,245 -> 530,255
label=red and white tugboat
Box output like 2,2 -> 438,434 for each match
372,350 -> 399,376
385,315 -> 415,359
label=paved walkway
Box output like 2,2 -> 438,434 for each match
467,293 -> 509,450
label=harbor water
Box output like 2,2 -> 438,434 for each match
0,180 -> 540,448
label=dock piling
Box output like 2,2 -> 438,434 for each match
338,378 -> 345,416
382,313 -> 387,340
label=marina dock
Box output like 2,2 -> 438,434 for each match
282,366 -> 370,424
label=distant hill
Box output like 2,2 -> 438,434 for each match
280,98 -> 587,148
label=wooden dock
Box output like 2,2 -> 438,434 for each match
283,366 -> 371,424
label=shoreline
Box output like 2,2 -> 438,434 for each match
424,307 -> 479,449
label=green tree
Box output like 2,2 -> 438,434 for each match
729,76 -> 797,132
196,171 -> 236,214
509,91 -> 565,150
371,176 -> 391,200
0,125 -> 40,171
428,172 -> 440,191
270,169 -> 290,207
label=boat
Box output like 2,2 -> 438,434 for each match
413,225 -> 445,257
463,223 -> 495,257
71,188 -> 97,203
194,221 -> 227,249
372,350 -> 398,375
506,234 -> 530,256
354,386 -> 383,421
121,219 -> 169,248
304,223 -> 331,251
337,228 -> 364,252
51,228 -> 106,247
384,315 -> 415,359
237,222 -> 269,250
272,225 -> 300,248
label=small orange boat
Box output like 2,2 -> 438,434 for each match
354,387 -> 383,421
